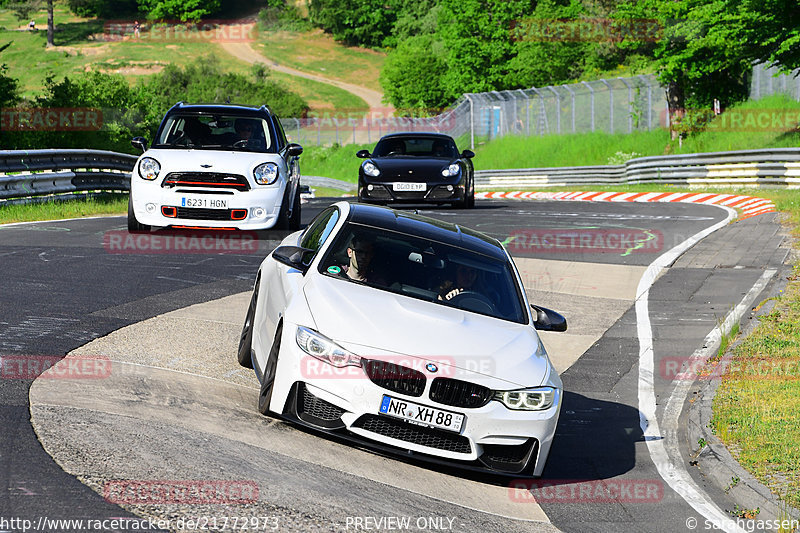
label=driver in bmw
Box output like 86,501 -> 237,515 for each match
438,263 -> 479,301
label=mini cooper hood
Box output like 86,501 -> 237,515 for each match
369,157 -> 455,180
143,148 -> 280,173
303,275 -> 549,388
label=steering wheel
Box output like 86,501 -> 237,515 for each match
232,139 -> 250,148
447,290 -> 496,314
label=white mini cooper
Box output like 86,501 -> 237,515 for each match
128,102 -> 303,232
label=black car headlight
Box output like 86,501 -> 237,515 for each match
362,161 -> 381,177
441,163 -> 460,177
493,387 -> 556,411
254,162 -> 279,185
138,157 -> 160,180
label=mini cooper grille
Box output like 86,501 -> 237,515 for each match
174,207 -> 237,221
300,386 -> 346,422
353,414 -> 471,454
362,359 -> 425,397
162,172 -> 250,191
429,378 -> 493,409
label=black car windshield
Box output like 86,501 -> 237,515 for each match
319,222 -> 528,324
373,137 -> 458,158
153,114 -> 274,152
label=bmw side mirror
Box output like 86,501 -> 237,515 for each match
287,143 -> 303,157
356,150 -> 371,158
461,149 -> 475,159
131,137 -> 148,152
531,305 -> 567,332
272,245 -> 315,274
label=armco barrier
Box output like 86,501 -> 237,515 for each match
0,149 -> 137,200
476,148 -> 800,190
2,148 -> 800,203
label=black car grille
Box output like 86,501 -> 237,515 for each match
300,385 -> 346,422
174,207 -> 236,221
429,378 -> 493,409
352,414 -> 471,454
162,172 -> 250,191
362,359 -> 425,397
479,439 -> 538,473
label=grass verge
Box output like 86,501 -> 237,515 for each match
0,194 -> 128,225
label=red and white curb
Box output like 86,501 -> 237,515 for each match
476,191 -> 776,220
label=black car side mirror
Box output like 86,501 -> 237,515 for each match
287,143 -> 303,157
356,149 -> 371,158
131,137 -> 148,152
531,305 -> 567,332
272,245 -> 315,274
461,149 -> 475,159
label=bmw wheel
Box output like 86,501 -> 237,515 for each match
237,277 -> 259,369
257,325 -> 281,416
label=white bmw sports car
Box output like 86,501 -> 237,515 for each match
238,201 -> 567,476
128,102 -> 303,232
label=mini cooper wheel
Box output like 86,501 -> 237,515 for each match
257,325 -> 281,416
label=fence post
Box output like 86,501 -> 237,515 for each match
563,84 -> 576,133
547,86 -> 561,134
465,94 -> 475,149
599,79 -> 613,133
638,75 -> 652,129
581,81 -> 595,132
619,77 -> 633,133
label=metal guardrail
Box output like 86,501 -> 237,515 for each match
2,148 -> 800,203
476,148 -> 800,190
0,149 -> 137,201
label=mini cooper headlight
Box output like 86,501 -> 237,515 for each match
441,163 -> 460,177
296,326 -> 362,368
494,387 -> 556,411
254,162 -> 279,185
362,161 -> 380,177
138,157 -> 160,180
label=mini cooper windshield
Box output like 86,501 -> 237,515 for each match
153,114 -> 274,152
319,222 -> 528,323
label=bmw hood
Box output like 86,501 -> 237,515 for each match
368,157 -> 456,181
141,148 -> 283,175
302,275 -> 551,388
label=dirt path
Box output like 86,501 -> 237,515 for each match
220,34 -> 388,112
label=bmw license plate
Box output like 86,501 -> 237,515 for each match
379,395 -> 464,433
392,182 -> 426,192
181,196 -> 228,209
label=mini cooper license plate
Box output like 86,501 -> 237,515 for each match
181,196 -> 228,209
379,395 -> 464,432
392,182 -> 426,192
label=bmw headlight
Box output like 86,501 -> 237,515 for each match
362,161 -> 381,177
138,157 -> 160,180
254,162 -> 279,185
493,387 -> 556,411
296,326 -> 362,368
441,163 -> 460,177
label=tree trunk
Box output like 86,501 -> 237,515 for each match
46,0 -> 54,48
666,80 -> 685,141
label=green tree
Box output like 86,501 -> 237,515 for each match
308,0 -> 396,47
6,0 -> 55,46
380,34 -> 453,111
137,0 -> 221,22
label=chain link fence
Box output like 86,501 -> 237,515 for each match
280,74 -> 669,149
750,63 -> 800,101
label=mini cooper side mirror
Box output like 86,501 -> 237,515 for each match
272,245 -> 315,274
356,150 -> 371,158
131,137 -> 148,152
461,149 -> 475,159
287,143 -> 303,157
531,304 -> 567,332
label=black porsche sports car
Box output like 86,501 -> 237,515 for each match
356,133 -> 475,208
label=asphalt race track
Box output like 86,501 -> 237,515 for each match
0,198 -> 790,533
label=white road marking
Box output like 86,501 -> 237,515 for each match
636,204 -> 752,532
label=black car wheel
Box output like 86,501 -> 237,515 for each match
127,195 -> 150,233
288,184 -> 301,230
276,184 -> 300,230
466,177 -> 475,208
237,277 -> 259,369
258,325 -> 281,416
